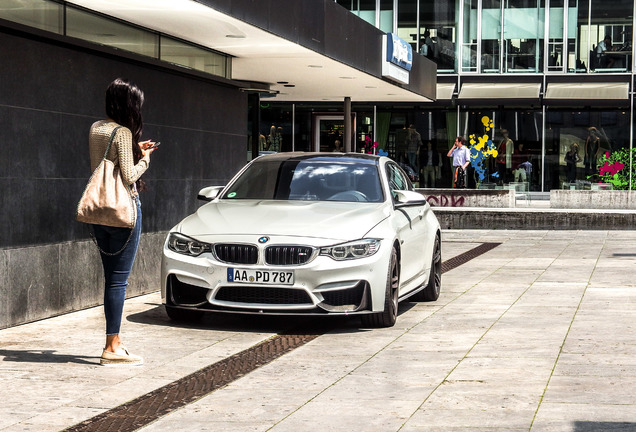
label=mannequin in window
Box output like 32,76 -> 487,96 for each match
274,126 -> 283,151
267,125 -> 282,152
512,142 -> 530,183
259,133 -> 267,151
496,129 -> 513,184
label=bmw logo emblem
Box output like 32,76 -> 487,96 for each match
258,236 -> 269,244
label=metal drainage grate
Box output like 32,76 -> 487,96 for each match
62,330 -> 322,432
63,241 -> 500,432
441,242 -> 501,274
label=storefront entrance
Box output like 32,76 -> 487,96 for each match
312,114 -> 356,152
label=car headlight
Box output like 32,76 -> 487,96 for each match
167,233 -> 211,257
319,239 -> 381,261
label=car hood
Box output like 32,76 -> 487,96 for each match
178,200 -> 390,241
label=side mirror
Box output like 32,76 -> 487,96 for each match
393,190 -> 428,208
197,186 -> 224,202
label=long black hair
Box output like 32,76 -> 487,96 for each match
105,78 -> 145,190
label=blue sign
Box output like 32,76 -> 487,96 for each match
385,33 -> 413,71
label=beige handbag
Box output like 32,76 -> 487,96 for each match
76,126 -> 137,229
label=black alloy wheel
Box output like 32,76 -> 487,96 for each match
419,233 -> 441,301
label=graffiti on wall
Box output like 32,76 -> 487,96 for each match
425,194 -> 466,207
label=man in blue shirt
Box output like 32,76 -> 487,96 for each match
447,136 -> 470,188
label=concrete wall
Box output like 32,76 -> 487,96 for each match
551,190 -> 636,209
415,188 -> 516,208
433,208 -> 636,230
0,25 -> 247,329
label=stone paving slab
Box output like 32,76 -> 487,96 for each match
2,230 -> 636,431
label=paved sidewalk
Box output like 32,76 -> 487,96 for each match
2,230 -> 636,431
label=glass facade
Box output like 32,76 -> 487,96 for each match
335,0 -> 633,75
0,0 -> 230,79
319,0 -> 636,191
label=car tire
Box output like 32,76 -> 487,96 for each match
165,305 -> 204,322
361,247 -> 399,328
412,233 -> 441,302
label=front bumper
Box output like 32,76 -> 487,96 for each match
161,237 -> 391,316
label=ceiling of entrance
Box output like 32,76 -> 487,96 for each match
67,0 -> 432,103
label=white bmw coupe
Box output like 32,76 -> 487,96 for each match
161,153 -> 441,327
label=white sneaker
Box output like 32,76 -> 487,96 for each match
100,346 -> 143,366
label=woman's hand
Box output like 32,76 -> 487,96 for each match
139,140 -> 157,157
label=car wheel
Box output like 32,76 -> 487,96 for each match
165,305 -> 204,322
361,247 -> 399,328
412,233 -> 441,302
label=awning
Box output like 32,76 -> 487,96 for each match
436,83 -> 456,100
545,82 -> 629,100
458,82 -> 541,100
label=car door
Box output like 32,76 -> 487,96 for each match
386,162 -> 429,291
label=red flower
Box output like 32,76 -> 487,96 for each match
599,161 -> 625,176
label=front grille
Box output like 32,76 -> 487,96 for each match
214,244 -> 258,264
265,246 -> 313,265
215,286 -> 312,304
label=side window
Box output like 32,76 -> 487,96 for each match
386,163 -> 412,199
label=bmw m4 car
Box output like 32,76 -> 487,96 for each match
161,152 -> 441,327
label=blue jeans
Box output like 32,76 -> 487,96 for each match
92,197 -> 142,335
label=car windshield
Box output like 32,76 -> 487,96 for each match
222,158 -> 384,203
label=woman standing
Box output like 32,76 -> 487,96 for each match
585,127 -> 601,176
89,78 -> 156,366
565,143 -> 580,184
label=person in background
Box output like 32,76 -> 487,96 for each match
597,35 -> 615,68
420,141 -> 442,188
585,127 -> 601,176
89,78 -> 156,366
447,136 -> 470,188
405,124 -> 423,172
565,142 -> 581,183
419,30 -> 434,59
496,129 -> 513,184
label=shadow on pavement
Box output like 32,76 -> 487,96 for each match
125,301 -> 417,334
0,349 -> 97,365
574,422 -> 636,431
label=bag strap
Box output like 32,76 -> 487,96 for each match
101,126 -> 122,161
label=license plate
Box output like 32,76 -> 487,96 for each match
227,268 -> 294,285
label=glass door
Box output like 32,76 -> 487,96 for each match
312,114 -> 356,152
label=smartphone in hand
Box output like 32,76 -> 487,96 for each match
147,141 -> 161,150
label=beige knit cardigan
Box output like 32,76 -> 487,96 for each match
88,120 -> 150,196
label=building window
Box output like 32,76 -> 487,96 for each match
545,110 -> 630,189
461,0 -> 479,72
160,36 -> 228,77
66,7 -> 159,58
0,0 -> 231,80
460,109 -> 543,190
0,0 -> 63,34
419,0 -> 457,73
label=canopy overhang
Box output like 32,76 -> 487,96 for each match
66,0 -> 436,103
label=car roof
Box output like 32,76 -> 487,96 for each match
254,152 -> 382,165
